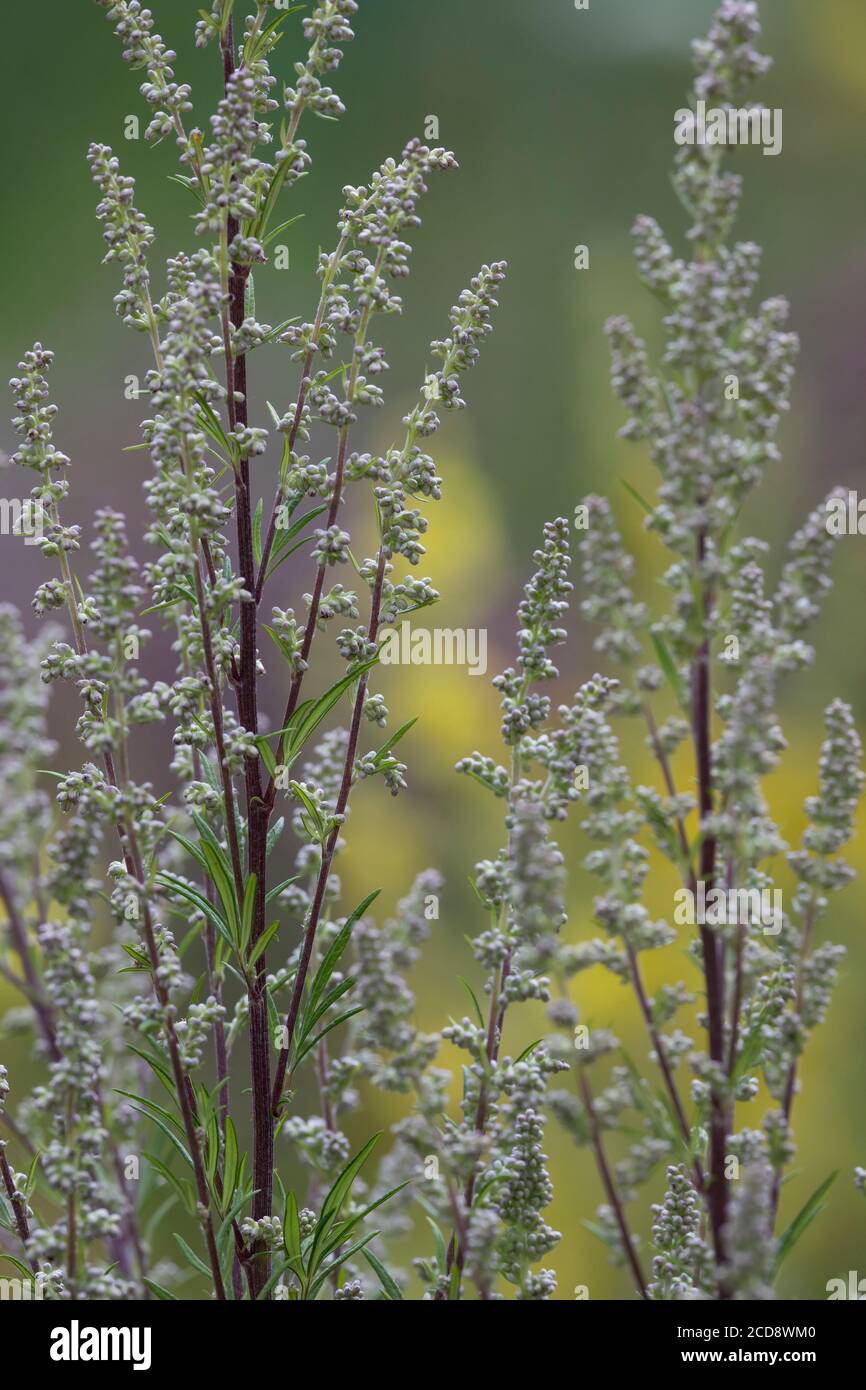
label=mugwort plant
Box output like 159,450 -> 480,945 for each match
571,0 -> 863,1299
387,0 -> 863,1301
0,0 -> 861,1304
0,0 -> 504,1300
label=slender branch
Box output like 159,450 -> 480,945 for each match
192,562 -> 246,902
221,15 -> 273,1301
691,541 -> 729,1279
0,1143 -> 36,1269
447,636 -> 542,1289
624,940 -> 705,1194
0,884 -> 148,1287
271,550 -> 388,1112
116,771 -> 227,1299
51,550 -> 226,1298
770,893 -> 818,1223
724,852 -> 743,1078
580,1069 -> 648,1299
642,702 -> 691,869
262,246 -> 388,813
262,422 -> 352,807
65,1091 -> 78,1299
255,234 -> 349,602
440,956 -> 511,1298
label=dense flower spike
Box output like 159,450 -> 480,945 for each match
95,0 -> 196,156
405,523 -> 577,1299
0,0 -> 509,1304
88,145 -> 157,331
567,0 -> 864,1301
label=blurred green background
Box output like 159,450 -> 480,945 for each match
2,0 -> 866,1299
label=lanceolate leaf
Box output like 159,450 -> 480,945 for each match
292,1008 -> 365,1070
649,630 -> 688,712
276,658 -> 379,768
363,1248 -> 404,1300
143,1279 -> 179,1301
774,1171 -> 839,1276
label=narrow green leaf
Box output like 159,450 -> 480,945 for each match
266,816 -> 284,857
126,1044 -> 174,1098
650,631 -> 687,711
265,874 -> 298,906
306,889 -> 380,1021
23,1150 -> 41,1200
730,1003 -> 774,1087
362,1248 -> 404,1300
319,1133 -> 381,1232
775,1171 -> 839,1275
283,1189 -> 302,1262
174,1232 -> 212,1279
247,919 -> 280,969
425,1215 -> 447,1273
308,1232 -> 378,1299
130,1106 -> 192,1170
217,1186 -> 254,1255
240,874 -> 258,952
121,942 -> 151,971
255,1257 -> 297,1302
193,392 -> 235,461
143,1278 -> 179,1301
156,871 -> 232,949
374,716 -> 418,765
144,1194 -> 179,1245
198,844 -> 240,945
303,976 -> 356,1035
263,213 -> 304,247
620,477 -> 654,515
324,1181 -> 411,1258
292,1007 -> 365,1070
457,976 -> 485,1029
289,780 -> 327,842
255,733 -> 277,779
280,658 -> 379,766
206,1112 -> 220,1188
144,1152 -> 195,1215
222,1117 -> 240,1214
116,1088 -> 183,1137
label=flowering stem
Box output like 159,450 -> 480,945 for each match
192,561 -> 246,901
770,892 -> 818,1223
263,246 -> 388,807
221,16 -> 273,1299
449,655 -> 538,1292
624,940 -> 705,1193
114,753 -> 228,1300
255,234 -> 349,602
580,1069 -> 648,1299
643,702 -> 692,869
690,550 -> 729,1277
54,556 -> 226,1298
65,1091 -> 78,1298
271,549 -> 388,1113
0,1144 -> 35,1268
